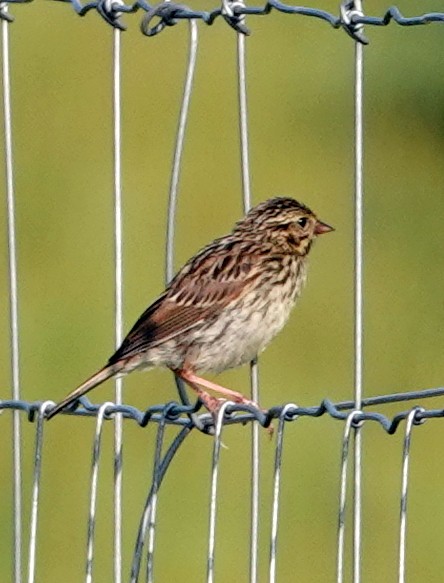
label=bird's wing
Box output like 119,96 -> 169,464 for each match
108,237 -> 263,364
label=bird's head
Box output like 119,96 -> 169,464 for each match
233,196 -> 334,255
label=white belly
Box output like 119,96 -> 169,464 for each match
189,261 -> 307,373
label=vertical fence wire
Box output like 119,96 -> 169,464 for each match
249,358 -> 260,583
112,26 -> 123,583
235,14 -> 260,583
130,426 -> 191,583
398,408 -> 423,583
129,19 -> 200,581
237,34 -> 252,213
206,401 -> 234,583
268,404 -> 297,583
164,19 -> 199,413
149,18 -> 199,572
86,403 -> 113,583
336,411 -> 362,583
1,13 -> 22,583
353,8 -> 364,582
165,19 -> 198,284
145,410 -> 169,583
27,401 -> 53,583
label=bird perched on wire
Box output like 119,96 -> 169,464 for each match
46,196 -> 333,420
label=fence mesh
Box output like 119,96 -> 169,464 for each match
2,2 -> 444,583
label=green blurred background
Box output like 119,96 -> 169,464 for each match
1,0 -> 444,581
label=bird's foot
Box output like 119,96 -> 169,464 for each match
176,369 -> 272,435
200,393 -> 273,437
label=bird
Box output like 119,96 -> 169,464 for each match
46,196 -> 333,420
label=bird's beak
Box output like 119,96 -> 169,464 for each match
314,220 -> 334,235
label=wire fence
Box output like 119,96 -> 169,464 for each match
2,1 -> 444,583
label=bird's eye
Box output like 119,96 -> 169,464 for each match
296,217 -> 308,228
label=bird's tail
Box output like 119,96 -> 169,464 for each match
46,362 -> 125,420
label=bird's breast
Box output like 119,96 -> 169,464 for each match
186,256 -> 307,374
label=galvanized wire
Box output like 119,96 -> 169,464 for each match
352,1 -> 364,579
2,12 -> 22,583
130,424 -> 192,583
60,0 -> 444,39
5,386 -> 444,429
268,403 -> 298,583
162,17 -> 202,425
398,407 -> 424,583
164,18 -> 198,285
230,6 -> 261,582
145,405 -> 169,583
86,402 -> 114,583
249,360 -> 260,583
27,401 -> 53,583
206,401 -> 234,583
336,411 -> 362,583
112,23 -> 124,583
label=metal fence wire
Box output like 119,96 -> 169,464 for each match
2,2 -> 444,583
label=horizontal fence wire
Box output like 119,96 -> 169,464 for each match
0,0 -> 443,41
2,387 -> 444,432
59,1 -> 444,42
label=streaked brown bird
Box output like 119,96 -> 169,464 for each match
47,196 -> 333,420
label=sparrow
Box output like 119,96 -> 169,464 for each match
46,196 -> 333,420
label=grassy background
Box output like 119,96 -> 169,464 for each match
1,0 -> 444,581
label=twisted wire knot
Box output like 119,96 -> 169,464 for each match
95,0 -> 127,29
0,0 -> 33,23
340,0 -> 368,44
221,0 -> 250,35
141,1 -> 189,36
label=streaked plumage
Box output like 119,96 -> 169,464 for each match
47,196 -> 333,420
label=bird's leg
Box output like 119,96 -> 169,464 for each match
177,369 -> 273,437
178,370 -> 258,407
191,385 -> 222,413
175,372 -> 223,423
